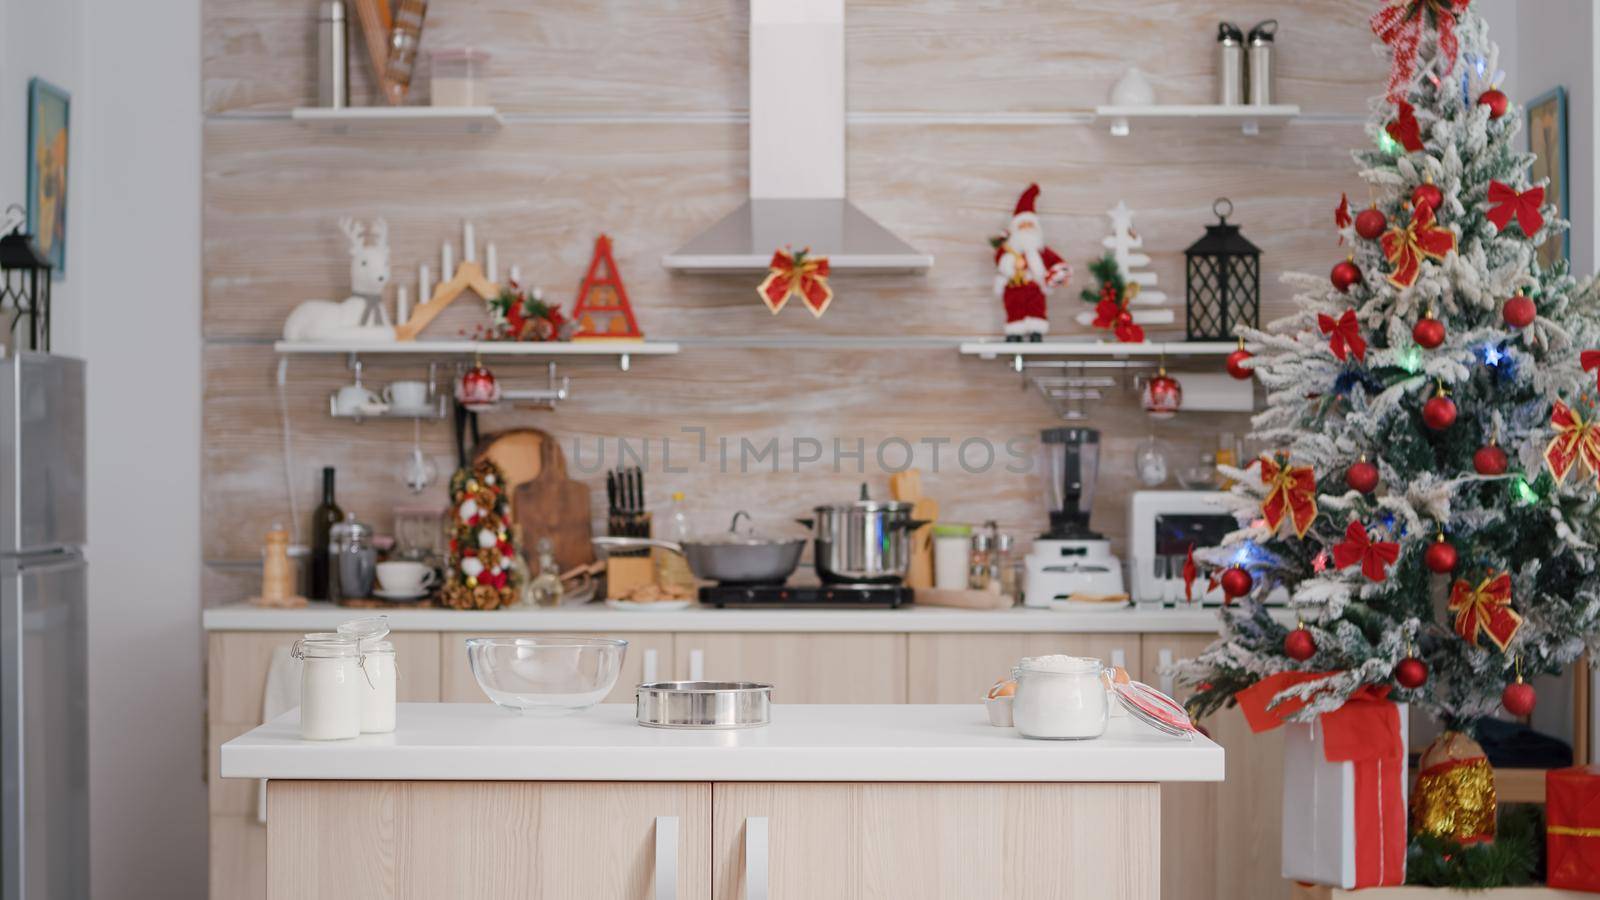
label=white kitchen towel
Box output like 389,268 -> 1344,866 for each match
257,645 -> 301,824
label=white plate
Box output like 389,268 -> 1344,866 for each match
374,588 -> 430,601
1048,598 -> 1133,612
605,599 -> 693,611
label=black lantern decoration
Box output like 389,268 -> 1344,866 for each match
0,206 -> 52,351
1184,198 -> 1260,342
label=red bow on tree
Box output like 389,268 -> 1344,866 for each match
1386,100 -> 1425,153
1318,309 -> 1368,363
1545,401 -> 1600,485
1335,193 -> 1353,243
1582,350 -> 1600,390
1382,201 -> 1457,288
1260,454 -> 1319,539
1486,181 -> 1546,237
1332,520 -> 1400,582
757,247 -> 833,318
1372,0 -> 1470,103
1182,544 -> 1198,603
1447,572 -> 1522,651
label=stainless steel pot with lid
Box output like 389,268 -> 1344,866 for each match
799,484 -> 927,584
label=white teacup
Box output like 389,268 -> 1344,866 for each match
384,380 -> 430,413
335,384 -> 384,416
377,560 -> 440,596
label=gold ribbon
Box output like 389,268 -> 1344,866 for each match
1550,825 -> 1600,837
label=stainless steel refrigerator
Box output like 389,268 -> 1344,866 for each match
0,352 -> 87,900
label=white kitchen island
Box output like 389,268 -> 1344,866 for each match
223,703 -> 1222,900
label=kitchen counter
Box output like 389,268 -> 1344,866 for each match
221,702 -> 1223,783
202,601 -> 1271,633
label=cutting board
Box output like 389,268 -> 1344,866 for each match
474,428 -> 548,516
512,439 -> 595,573
889,470 -> 938,590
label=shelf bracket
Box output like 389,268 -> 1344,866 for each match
619,352 -> 631,373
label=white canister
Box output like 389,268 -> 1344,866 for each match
292,633 -> 364,741
933,524 -> 973,591
1011,655 -> 1110,740
338,616 -> 397,734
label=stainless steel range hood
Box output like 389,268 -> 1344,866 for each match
661,0 -> 933,274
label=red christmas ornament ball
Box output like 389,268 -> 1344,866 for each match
1225,348 -> 1254,380
1220,566 -> 1253,599
1423,394 -> 1457,431
1423,539 -> 1458,574
457,364 -> 499,406
1395,657 -> 1429,689
1503,294 -> 1537,328
1355,207 -> 1388,240
1477,88 -> 1509,120
1346,459 -> 1380,494
1411,182 -> 1444,213
1412,317 -> 1446,349
1285,628 -> 1317,661
1331,260 -> 1362,293
1116,309 -> 1135,326
1502,680 -> 1537,717
1474,444 -> 1509,476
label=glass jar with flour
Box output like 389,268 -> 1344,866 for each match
1011,655 -> 1111,740
291,633 -> 364,740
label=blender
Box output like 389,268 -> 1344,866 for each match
1024,427 -> 1126,607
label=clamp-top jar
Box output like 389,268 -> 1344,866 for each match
291,633 -> 364,740
338,616 -> 396,733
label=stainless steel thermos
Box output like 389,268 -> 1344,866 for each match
1216,22 -> 1246,105
1247,20 -> 1278,106
1217,19 -> 1278,107
318,0 -> 349,108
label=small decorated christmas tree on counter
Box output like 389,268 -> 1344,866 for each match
440,459 -> 520,610
1177,0 -> 1600,886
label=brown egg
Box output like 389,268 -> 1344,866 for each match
988,679 -> 1017,699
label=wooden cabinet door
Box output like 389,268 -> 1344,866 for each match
906,633 -> 1143,703
269,781 -> 711,900
671,633 -> 906,703
710,782 -> 1158,900
1142,633 -> 1287,900
207,630 -> 441,900
440,631 -> 673,704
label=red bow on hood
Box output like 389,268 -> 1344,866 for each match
1332,520 -> 1400,583
1318,309 -> 1367,363
1486,181 -> 1546,237
758,247 -> 833,318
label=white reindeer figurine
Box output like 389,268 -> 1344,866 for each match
281,217 -> 395,343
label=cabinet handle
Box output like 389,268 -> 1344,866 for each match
644,648 -> 659,683
654,815 -> 678,900
689,648 -> 704,681
1158,648 -> 1175,696
745,816 -> 769,900
1110,647 -> 1127,671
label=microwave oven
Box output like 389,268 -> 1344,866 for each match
1128,490 -> 1286,605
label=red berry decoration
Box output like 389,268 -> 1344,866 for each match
1355,206 -> 1388,240
1502,678 -> 1537,717
1331,259 -> 1362,293
1226,348 -> 1253,380
1477,88 -> 1509,120
1423,393 -> 1457,431
1412,311 -> 1445,349
1423,536 -> 1458,574
1395,657 -> 1428,689
1285,628 -> 1317,661
1474,443 -> 1509,476
1220,566 -> 1253,600
1503,293 -> 1536,328
1346,458 -> 1380,494
1411,181 -> 1443,213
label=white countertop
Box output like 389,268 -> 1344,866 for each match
203,602 -> 1255,634
220,703 -> 1223,783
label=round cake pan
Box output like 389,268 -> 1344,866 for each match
636,681 -> 772,729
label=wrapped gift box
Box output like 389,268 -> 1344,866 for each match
1548,766 -> 1600,892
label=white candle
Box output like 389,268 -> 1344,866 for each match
463,221 -> 476,264
509,264 -> 522,286
441,242 -> 454,278
485,243 -> 498,283
419,263 -> 431,301
396,285 -> 410,324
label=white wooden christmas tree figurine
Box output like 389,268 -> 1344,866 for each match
1075,201 -> 1175,328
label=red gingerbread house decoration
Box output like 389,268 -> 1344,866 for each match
571,234 -> 642,340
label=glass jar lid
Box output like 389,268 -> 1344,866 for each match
1016,654 -> 1101,675
337,616 -> 391,649
293,633 -> 360,659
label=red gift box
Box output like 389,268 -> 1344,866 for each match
1549,766 -> 1600,891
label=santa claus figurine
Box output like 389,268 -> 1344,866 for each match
994,183 -> 1071,341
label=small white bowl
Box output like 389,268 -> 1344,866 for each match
985,695 -> 1014,727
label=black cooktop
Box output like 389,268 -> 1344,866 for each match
700,583 -> 913,609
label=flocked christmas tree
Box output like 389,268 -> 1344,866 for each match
1178,2 -> 1600,742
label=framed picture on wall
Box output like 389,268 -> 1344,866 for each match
25,77 -> 69,278
1526,86 -> 1569,269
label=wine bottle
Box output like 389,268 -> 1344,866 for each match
307,467 -> 344,601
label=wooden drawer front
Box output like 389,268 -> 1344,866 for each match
671,633 -> 907,704
906,633 -> 1142,704
439,631 -> 673,704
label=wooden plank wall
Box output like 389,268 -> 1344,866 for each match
201,0 -> 1386,603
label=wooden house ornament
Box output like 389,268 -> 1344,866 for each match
571,234 -> 642,340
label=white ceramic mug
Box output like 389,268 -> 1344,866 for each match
383,380 -> 430,412
376,560 -> 440,596
335,384 -> 383,415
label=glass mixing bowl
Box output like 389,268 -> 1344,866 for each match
465,636 -> 628,714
